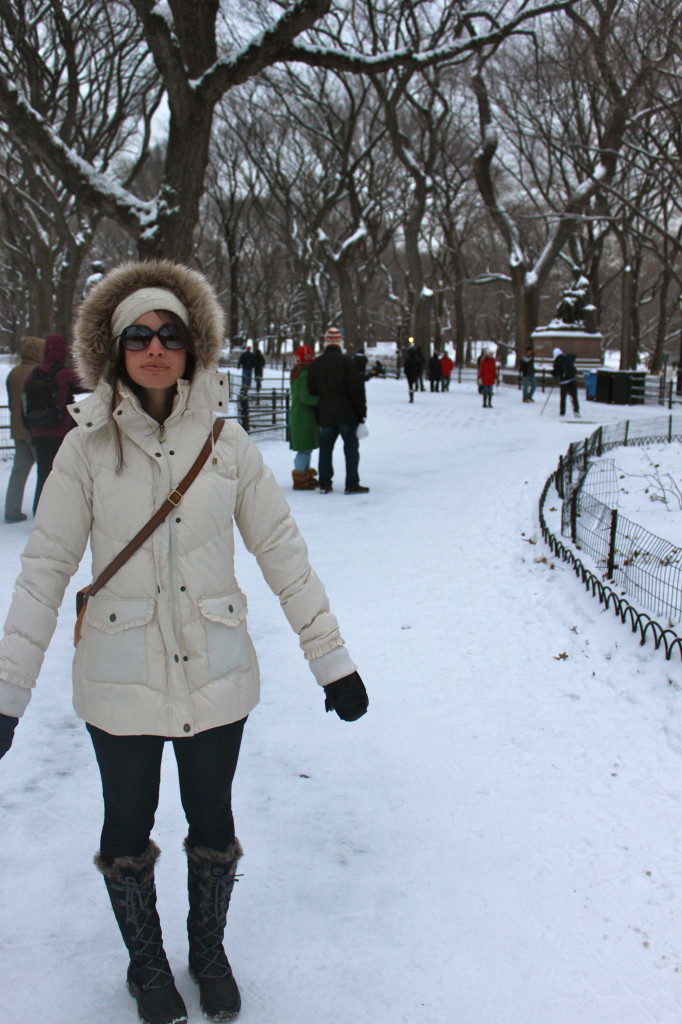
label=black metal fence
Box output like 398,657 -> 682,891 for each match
224,373 -> 290,437
553,414 -> 682,628
0,405 -> 11,452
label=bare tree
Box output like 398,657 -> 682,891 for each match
0,0 -> 578,266
471,0 -> 682,356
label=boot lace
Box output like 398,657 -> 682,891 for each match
193,872 -> 241,979
114,873 -> 174,990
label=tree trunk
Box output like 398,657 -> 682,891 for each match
650,262 -> 672,375
137,101 -> 214,261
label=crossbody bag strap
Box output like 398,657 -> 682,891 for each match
88,417 -> 225,600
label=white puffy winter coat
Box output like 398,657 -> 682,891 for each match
0,368 -> 354,736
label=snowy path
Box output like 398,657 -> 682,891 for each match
1,375 -> 681,1023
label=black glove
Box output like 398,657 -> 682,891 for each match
324,672 -> 368,722
0,714 -> 19,759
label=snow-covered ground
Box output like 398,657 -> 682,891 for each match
1,364 -> 682,1024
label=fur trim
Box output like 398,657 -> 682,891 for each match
72,260 -> 226,389
94,838 -> 161,879
184,837 -> 243,869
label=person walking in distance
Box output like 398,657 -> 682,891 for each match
307,327 -> 369,494
552,347 -> 581,417
22,333 -> 81,514
428,351 -> 442,392
403,344 -> 421,402
519,346 -> 536,403
288,344 -> 319,490
0,261 -> 368,1024
439,351 -> 454,391
478,349 -> 497,408
237,344 -> 255,391
254,344 -> 265,392
3,335 -> 44,523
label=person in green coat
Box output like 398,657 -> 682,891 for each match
289,344 -> 319,489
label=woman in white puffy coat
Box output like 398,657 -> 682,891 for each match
0,260 -> 368,1024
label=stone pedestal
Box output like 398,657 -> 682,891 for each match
530,327 -> 603,363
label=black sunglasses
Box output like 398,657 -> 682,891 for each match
119,323 -> 186,351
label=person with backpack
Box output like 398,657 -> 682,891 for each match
4,335 -> 45,523
22,332 -> 81,513
0,260 -> 368,1024
552,347 -> 581,417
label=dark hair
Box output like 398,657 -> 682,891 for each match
109,310 -> 196,470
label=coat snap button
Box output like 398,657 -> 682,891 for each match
228,604 -> 234,613
174,654 -> 179,663
183,723 -> 191,733
109,613 -> 116,622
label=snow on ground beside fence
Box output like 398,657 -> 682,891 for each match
1,362 -> 682,1024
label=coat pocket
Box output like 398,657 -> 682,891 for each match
198,590 -> 252,681
84,596 -> 155,684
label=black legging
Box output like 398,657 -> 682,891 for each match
87,718 -> 246,864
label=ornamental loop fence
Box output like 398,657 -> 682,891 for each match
540,414 -> 682,661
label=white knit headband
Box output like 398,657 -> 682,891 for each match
111,287 -> 190,342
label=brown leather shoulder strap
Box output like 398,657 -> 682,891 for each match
87,418 -> 225,600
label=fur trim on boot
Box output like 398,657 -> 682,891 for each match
292,470 -> 316,490
96,841 -> 188,1024
185,838 -> 243,1022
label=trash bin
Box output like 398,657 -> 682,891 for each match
610,371 -> 646,404
596,370 -> 646,404
583,371 -> 597,401
596,370 -> 612,403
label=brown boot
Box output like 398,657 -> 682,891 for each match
292,470 -> 316,490
304,468 -> 319,487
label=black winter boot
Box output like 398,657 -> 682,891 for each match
185,838 -> 243,1022
96,841 -> 188,1024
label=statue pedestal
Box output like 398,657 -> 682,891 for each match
530,326 -> 603,363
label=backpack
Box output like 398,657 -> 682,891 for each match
22,363 -> 66,430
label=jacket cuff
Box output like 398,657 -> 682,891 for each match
308,646 -> 357,686
0,678 -> 32,717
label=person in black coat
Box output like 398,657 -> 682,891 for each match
552,347 -> 580,417
428,353 -> 442,392
403,345 -> 420,402
307,327 -> 369,494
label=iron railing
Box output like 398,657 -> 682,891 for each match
540,415 -> 682,659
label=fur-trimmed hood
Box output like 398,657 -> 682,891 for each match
72,260 -> 225,389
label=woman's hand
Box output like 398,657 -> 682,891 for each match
323,672 -> 368,721
0,714 -> 19,759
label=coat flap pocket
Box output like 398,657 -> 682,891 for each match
85,595 -> 155,634
198,591 -> 247,626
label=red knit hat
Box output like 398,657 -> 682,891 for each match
324,326 -> 343,348
295,344 -> 313,363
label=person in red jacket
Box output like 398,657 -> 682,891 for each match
478,349 -> 498,408
440,352 -> 454,391
23,333 -> 82,513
